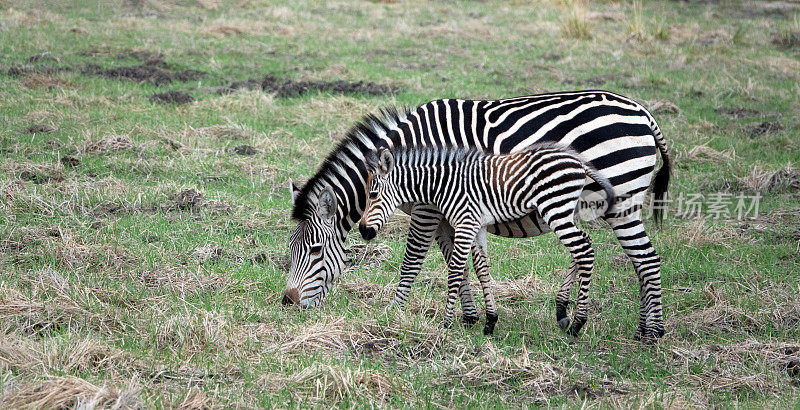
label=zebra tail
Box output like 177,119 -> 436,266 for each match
583,165 -> 617,218
650,119 -> 672,227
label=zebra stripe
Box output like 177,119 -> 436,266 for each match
286,90 -> 670,342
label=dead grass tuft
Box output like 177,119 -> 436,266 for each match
0,376 -> 142,409
261,363 -> 404,402
204,24 -> 249,36
188,124 -> 253,141
82,135 -> 134,154
345,243 -> 393,272
737,165 -> 800,193
491,275 -> 555,303
646,99 -> 680,114
683,144 -> 734,164
21,73 -> 74,89
561,0 -> 592,40
673,220 -> 746,247
176,387 -> 212,409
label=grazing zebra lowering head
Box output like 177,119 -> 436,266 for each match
285,91 -> 670,343
358,145 -> 616,335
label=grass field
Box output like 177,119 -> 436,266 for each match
2,0 -> 800,407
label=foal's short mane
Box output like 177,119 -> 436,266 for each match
291,106 -> 410,221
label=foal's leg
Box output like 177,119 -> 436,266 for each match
442,223 -> 481,329
471,228 -> 498,335
391,204 -> 443,308
436,221 -> 480,325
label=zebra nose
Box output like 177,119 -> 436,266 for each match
282,288 -> 300,306
359,223 -> 376,241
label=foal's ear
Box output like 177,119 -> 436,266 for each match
317,185 -> 337,220
289,178 -> 301,204
377,148 -> 394,176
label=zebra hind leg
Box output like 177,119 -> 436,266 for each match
436,222 -> 480,325
606,214 -> 665,343
555,260 -> 577,330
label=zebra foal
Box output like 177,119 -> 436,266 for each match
359,144 -> 616,336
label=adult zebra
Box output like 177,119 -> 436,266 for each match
284,90 -> 671,342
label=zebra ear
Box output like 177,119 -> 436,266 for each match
289,179 -> 301,205
377,148 -> 394,176
317,186 -> 336,220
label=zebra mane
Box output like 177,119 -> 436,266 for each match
291,106 -> 411,221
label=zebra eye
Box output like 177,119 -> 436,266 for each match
310,244 -> 323,254
369,191 -> 378,199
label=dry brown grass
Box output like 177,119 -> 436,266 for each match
683,144 -> 734,164
737,165 -> 800,193
260,362 -> 405,403
671,220 -> 747,248
561,0 -> 592,40
0,376 -> 142,409
82,134 -> 134,154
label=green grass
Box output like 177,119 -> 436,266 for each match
1,0 -> 800,407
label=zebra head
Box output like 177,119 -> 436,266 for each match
359,148 -> 399,241
284,182 -> 348,308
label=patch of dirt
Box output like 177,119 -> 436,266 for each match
59,156 -> 80,168
261,74 -> 398,98
231,145 -> 257,156
149,91 -> 194,105
745,121 -> 786,138
345,243 -> 393,272
90,60 -> 204,86
716,107 -> 760,119
165,188 -> 233,213
25,124 -> 56,134
773,32 -> 800,48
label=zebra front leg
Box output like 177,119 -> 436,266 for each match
472,229 -> 498,335
555,260 -> 576,330
392,205 -> 443,308
436,221 -> 480,325
442,224 -> 480,329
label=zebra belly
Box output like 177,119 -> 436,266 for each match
486,211 -> 551,238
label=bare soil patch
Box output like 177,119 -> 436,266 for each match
746,121 -> 786,138
261,74 -> 398,98
25,124 -> 56,134
717,107 -> 760,119
231,145 -> 258,156
90,60 -> 204,86
773,32 -> 800,48
165,188 -> 233,213
149,91 -> 194,105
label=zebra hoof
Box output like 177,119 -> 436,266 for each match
557,317 -> 571,330
483,312 -> 498,336
463,315 -> 480,326
635,327 -> 665,344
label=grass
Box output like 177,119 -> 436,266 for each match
1,0 -> 800,407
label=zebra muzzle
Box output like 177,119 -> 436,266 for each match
359,222 -> 377,241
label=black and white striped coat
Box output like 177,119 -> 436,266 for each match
285,90 -> 671,342
359,145 -> 617,336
